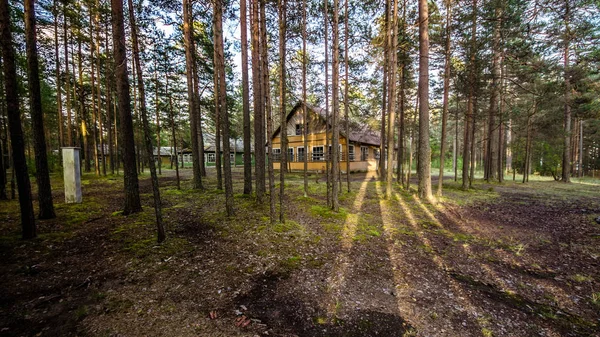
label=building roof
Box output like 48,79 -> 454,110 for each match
272,101 -> 381,147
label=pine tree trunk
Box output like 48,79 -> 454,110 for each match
324,0 -> 330,207
278,0 -> 287,222
250,0 -> 265,203
127,0 -> 165,241
462,0 -> 477,190
437,0 -> 451,196
90,13 -> 100,176
183,0 -> 203,189
241,0 -> 252,195
417,0 -> 432,200
54,0 -> 63,149
331,0 -> 340,211
0,0 -> 36,237
344,0 -> 350,193
111,0 -> 142,215
96,5 -> 106,177
105,23 -> 114,175
167,74 -> 180,189
485,5 -> 501,182
77,38 -> 90,172
63,4 -> 73,146
214,0 -> 234,216
25,0 -> 56,219
213,33 -> 223,190
561,0 -> 571,183
302,0 -> 308,198
385,0 -> 398,198
155,67 -> 161,175
259,0 -> 275,220
379,0 -> 389,181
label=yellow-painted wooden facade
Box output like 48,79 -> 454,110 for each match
271,102 -> 380,172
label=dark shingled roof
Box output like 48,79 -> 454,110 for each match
272,101 -> 380,147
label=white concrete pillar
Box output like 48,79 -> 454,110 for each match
62,147 -> 82,203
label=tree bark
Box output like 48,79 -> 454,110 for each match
259,0 -> 275,221
437,0 -> 451,196
302,0 -> 308,197
241,0 -> 252,195
213,39 -> 223,190
63,3 -> 73,146
561,0 -> 571,183
462,0 -> 477,190
54,0 -> 63,149
344,0 -> 350,193
385,0 -> 398,198
214,0 -> 234,216
183,0 -> 203,189
417,0 -> 432,200
379,0 -> 389,181
128,0 -> 165,241
111,0 -> 142,215
250,0 -> 265,203
105,22 -> 114,175
1,0 -> 36,237
25,0 -> 56,219
485,5 -> 501,182
331,0 -> 340,211
324,0 -> 330,207
278,0 -> 287,222
90,12 -> 100,176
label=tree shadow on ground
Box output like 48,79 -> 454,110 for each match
235,271 -> 414,337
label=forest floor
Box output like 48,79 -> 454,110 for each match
1,168 -> 599,337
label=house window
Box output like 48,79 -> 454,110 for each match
374,149 -> 380,160
312,146 -> 324,161
288,148 -> 294,162
297,147 -> 305,162
207,153 -> 216,163
273,148 -> 281,162
230,153 -> 235,163
361,146 -> 368,161
295,124 -> 302,136
349,145 -> 355,161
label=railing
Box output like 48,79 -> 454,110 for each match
271,151 -> 364,162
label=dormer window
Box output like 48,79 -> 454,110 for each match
295,124 -> 302,135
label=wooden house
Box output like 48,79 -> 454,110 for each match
271,101 -> 381,172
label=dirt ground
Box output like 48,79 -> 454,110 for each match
1,168 -> 599,337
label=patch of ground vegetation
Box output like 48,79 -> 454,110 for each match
0,169 -> 599,336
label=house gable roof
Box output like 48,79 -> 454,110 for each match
272,101 -> 380,147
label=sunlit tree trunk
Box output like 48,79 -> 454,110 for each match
437,0 -> 451,196
385,0 -> 398,198
417,0 -> 432,200
214,0 -> 234,216
213,39 -> 223,190
462,0 -> 477,190
63,3 -> 73,146
25,0 -> 56,219
250,0 -> 265,203
241,0 -> 252,195
90,12 -> 100,176
111,0 -> 142,214
324,0 -> 330,206
344,0 -> 350,193
561,0 -> 571,183
331,0 -> 340,211
183,0 -> 203,189
128,0 -> 165,241
278,0 -> 287,221
54,0 -> 63,149
1,0 -> 36,237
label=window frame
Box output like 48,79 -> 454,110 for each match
312,146 -> 324,161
